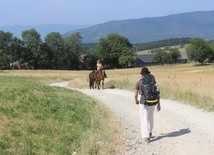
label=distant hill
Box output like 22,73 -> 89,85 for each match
64,10 -> 214,43
0,24 -> 90,40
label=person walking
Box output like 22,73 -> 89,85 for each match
134,67 -> 161,143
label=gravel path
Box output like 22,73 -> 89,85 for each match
51,82 -> 214,155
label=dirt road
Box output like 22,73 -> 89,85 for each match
51,82 -> 214,155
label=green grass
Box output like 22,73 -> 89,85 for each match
0,77 -> 123,154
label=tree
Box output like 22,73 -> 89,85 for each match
152,49 -> 170,66
97,33 -> 133,68
10,37 -> 23,64
118,47 -> 135,68
83,54 -> 98,70
0,31 -> 15,69
209,50 -> 214,62
37,43 -> 52,69
168,48 -> 181,64
45,32 -> 65,69
64,32 -> 83,70
22,28 -> 42,69
0,31 -> 13,53
186,38 -> 213,65
0,49 -> 9,70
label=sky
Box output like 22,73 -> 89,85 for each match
0,0 -> 214,26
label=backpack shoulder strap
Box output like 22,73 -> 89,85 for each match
146,74 -> 156,83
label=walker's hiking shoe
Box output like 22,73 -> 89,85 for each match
149,133 -> 158,142
149,133 -> 155,139
143,138 -> 150,144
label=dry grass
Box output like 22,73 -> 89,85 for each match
79,104 -> 124,155
153,64 -> 214,111
1,63 -> 214,111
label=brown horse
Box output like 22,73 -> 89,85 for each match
89,71 -> 95,89
94,69 -> 105,90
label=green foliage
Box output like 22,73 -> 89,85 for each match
3,24 -> 214,70
10,37 -> 23,62
64,32 -> 83,70
0,31 -> 13,69
82,43 -> 98,53
152,49 -> 170,66
21,28 -> 43,69
186,38 -> 214,65
45,32 -> 65,69
118,48 -> 135,67
207,41 -> 214,62
97,33 -> 133,68
22,29 -> 42,45
168,48 -> 181,63
0,31 -> 13,53
0,49 -> 10,69
83,53 -> 98,70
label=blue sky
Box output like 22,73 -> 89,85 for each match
0,0 -> 214,26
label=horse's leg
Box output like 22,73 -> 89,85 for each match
95,81 -> 97,89
98,81 -> 100,90
89,81 -> 93,89
102,80 -> 104,89
90,81 -> 93,89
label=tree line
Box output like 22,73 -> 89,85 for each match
0,28 -> 214,71
0,29 -> 134,70
152,38 -> 214,66
0,29 -> 84,70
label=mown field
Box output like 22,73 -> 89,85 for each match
0,63 -> 214,154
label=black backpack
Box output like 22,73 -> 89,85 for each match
140,74 -> 159,106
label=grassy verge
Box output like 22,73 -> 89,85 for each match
0,77 -> 124,154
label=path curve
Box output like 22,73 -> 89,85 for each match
51,82 -> 214,155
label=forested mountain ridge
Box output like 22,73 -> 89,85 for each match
64,10 -> 214,43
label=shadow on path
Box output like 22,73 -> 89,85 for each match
150,128 -> 191,142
